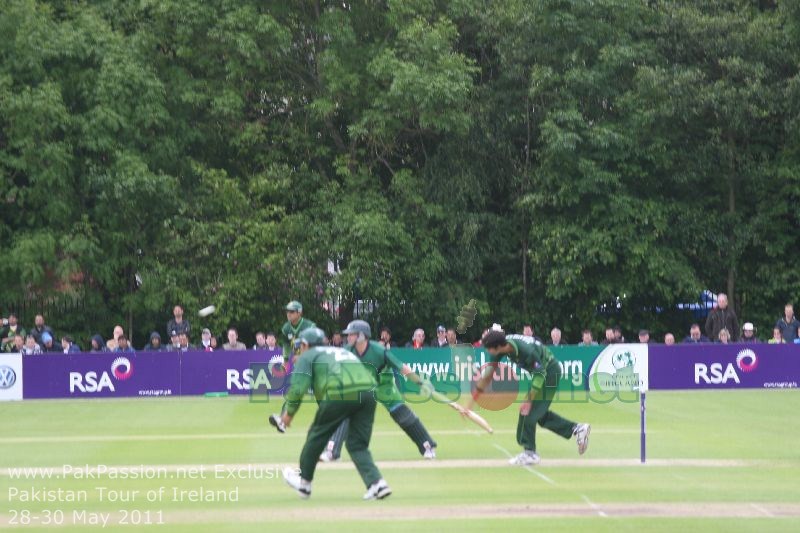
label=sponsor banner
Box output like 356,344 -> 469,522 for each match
649,344 -> 800,389
0,352 -> 23,401
22,352 -> 181,399
394,345 -> 602,393
589,344 -> 649,393
180,349 -> 286,396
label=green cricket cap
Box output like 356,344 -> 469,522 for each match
285,300 -> 303,312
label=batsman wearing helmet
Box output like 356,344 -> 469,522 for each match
278,327 -> 392,500
320,320 -> 438,462
466,329 -> 590,466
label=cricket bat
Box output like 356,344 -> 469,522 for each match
430,390 -> 494,434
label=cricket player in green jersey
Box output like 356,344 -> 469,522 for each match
280,301 -> 316,363
272,301 -> 318,419
278,327 -> 391,500
320,320 -> 438,462
466,330 -> 591,465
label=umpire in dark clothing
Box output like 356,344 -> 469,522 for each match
705,293 -> 739,342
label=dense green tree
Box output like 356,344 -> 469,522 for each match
1,0 -> 798,345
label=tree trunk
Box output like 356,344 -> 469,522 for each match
522,237 -> 528,316
727,137 -> 736,309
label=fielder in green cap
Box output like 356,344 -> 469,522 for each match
275,327 -> 391,500
280,300 -> 316,364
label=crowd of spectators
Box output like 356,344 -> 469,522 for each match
0,305 -> 284,355
3,293 -> 800,354
398,294 -> 800,349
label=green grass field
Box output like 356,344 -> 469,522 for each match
2,390 -> 799,531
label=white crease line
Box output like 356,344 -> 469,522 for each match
0,428 -> 642,445
582,494 -> 609,518
0,429 -> 495,444
492,443 -> 556,485
749,503 -> 775,517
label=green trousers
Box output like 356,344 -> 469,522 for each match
517,362 -> 576,452
299,391 -> 382,487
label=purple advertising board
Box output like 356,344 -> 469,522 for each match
180,349 -> 287,396
21,349 -> 288,399
649,343 -> 800,390
23,352 -> 181,399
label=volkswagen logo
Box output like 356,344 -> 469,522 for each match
0,365 -> 17,389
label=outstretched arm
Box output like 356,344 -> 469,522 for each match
464,362 -> 498,412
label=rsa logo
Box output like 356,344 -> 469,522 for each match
70,357 -> 134,393
694,349 -> 757,385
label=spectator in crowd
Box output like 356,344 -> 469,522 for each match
663,333 -> 676,345
330,332 -> 344,348
223,327 -> 247,350
106,325 -> 125,350
768,327 -> 786,344
197,328 -> 214,352
431,325 -> 448,347
114,334 -> 135,353
716,328 -> 731,344
11,333 -> 24,353
1,313 -> 26,352
445,328 -> 458,346
522,324 -> 542,343
265,332 -> 279,350
613,326 -> 625,343
143,332 -> 165,352
167,305 -> 191,338
22,334 -> 42,355
578,330 -> 598,346
41,332 -> 61,353
705,293 -> 739,342
30,314 -> 54,346
740,323 -> 759,343
638,329 -> 651,344
253,331 -> 269,350
178,332 -> 194,351
89,334 -> 106,353
794,327 -> 800,345
775,304 -> 800,343
683,323 -> 709,344
199,328 -> 214,351
549,327 -> 563,346
379,327 -> 396,348
472,328 -> 489,348
406,328 -> 426,349
210,335 -> 219,350
603,327 -> 615,344
61,335 -> 80,353
165,329 -> 181,351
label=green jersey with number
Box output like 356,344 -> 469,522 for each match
285,346 -> 377,416
489,334 -> 555,393
280,317 -> 316,360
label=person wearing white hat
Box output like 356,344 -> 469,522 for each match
740,322 -> 759,343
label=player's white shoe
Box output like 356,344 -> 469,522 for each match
363,478 -> 392,500
269,414 -> 286,433
574,423 -> 591,455
319,450 -> 335,462
509,451 -> 540,465
282,467 -> 311,499
423,442 -> 436,460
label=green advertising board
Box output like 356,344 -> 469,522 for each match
392,345 -> 605,403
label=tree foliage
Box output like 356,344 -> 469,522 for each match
1,0 -> 797,344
